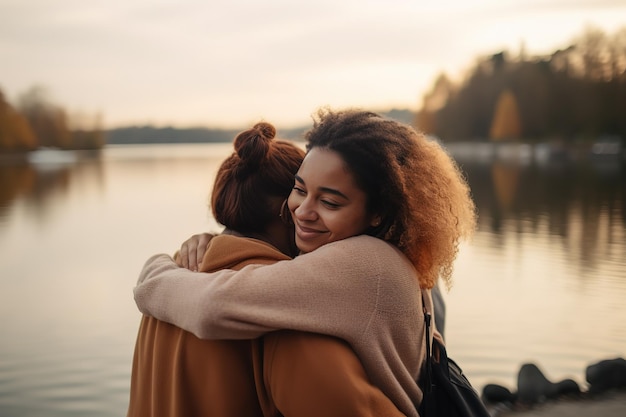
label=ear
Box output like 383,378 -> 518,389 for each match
279,199 -> 293,226
370,215 -> 382,228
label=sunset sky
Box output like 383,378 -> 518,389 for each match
1,0 -> 625,129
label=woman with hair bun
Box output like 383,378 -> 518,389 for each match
127,121 -> 403,417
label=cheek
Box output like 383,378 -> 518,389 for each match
286,191 -> 300,213
329,211 -> 370,237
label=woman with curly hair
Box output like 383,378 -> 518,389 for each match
134,108 -> 476,417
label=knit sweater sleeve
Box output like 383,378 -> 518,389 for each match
134,235 -> 406,341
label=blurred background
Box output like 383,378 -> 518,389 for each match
1,1 -> 625,416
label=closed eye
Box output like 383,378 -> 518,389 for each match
322,200 -> 340,209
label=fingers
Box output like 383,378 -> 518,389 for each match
195,234 -> 211,270
186,237 -> 200,271
173,250 -> 183,267
179,241 -> 191,269
177,233 -> 214,271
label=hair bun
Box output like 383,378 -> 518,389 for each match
233,122 -> 276,178
253,122 -> 276,141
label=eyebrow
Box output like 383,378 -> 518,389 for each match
294,174 -> 349,200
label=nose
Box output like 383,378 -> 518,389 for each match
293,197 -> 318,222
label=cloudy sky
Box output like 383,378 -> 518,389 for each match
1,0 -> 625,129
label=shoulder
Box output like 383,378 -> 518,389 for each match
329,236 -> 421,295
318,235 -> 398,255
202,235 -> 290,271
295,236 -> 416,279
319,235 -> 410,266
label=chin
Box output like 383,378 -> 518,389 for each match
295,240 -> 318,255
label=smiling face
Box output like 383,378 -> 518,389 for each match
287,147 -> 379,254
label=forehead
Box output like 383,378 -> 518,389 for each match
297,148 -> 360,191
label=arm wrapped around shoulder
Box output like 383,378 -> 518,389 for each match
134,253 -> 191,318
134,253 -> 276,339
133,253 -> 236,337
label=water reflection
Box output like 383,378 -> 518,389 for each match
466,157 -> 625,272
0,153 -> 106,226
0,163 -> 38,213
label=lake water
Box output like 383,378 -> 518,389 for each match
0,142 -> 624,416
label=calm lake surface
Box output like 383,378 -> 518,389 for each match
1,142 -> 625,416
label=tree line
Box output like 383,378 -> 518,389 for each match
416,26 -> 626,143
0,86 -> 104,153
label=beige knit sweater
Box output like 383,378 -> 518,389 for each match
135,235 -> 437,417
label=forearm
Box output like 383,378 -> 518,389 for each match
134,254 -> 214,336
134,254 -> 272,339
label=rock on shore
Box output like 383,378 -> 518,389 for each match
496,390 -> 626,417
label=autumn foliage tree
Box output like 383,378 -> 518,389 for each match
17,86 -> 72,149
489,89 -> 522,141
0,90 -> 38,152
415,74 -> 453,135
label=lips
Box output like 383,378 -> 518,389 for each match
294,222 -> 326,241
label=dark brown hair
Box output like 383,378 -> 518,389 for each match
305,108 -> 476,289
211,122 -> 305,234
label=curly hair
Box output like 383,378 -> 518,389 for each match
305,108 -> 476,289
212,122 -> 305,234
